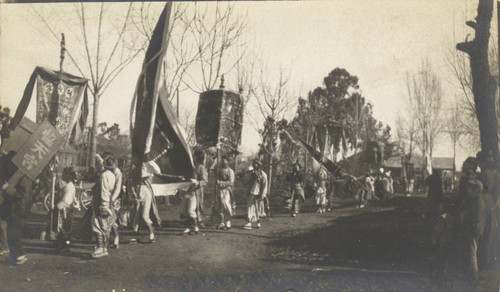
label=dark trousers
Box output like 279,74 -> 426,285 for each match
0,220 -> 7,251
7,217 -> 25,259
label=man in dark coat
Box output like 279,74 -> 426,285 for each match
0,151 -> 32,265
458,157 -> 486,280
476,151 -> 497,270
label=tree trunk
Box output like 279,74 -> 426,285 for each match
457,0 -> 499,158
89,90 -> 99,173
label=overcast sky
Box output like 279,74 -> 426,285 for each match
0,0 -> 490,165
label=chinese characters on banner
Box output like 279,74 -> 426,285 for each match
11,120 -> 65,180
36,69 -> 86,139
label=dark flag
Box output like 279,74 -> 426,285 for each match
11,66 -> 89,145
295,135 -> 341,175
294,134 -> 368,191
131,3 -> 194,192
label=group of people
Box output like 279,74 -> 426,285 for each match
429,151 -> 500,280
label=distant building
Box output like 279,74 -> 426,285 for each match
57,127 -> 131,173
383,155 -> 454,178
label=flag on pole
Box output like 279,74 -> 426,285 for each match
131,3 -> 194,182
11,66 -> 89,145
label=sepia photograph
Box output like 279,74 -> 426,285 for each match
0,0 -> 499,291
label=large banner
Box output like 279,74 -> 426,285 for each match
11,66 -> 89,145
131,3 -> 194,183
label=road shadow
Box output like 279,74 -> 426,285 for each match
266,196 -> 439,273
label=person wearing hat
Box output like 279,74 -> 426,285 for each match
90,154 -> 116,258
288,161 -> 305,217
458,157 -> 486,280
243,158 -> 268,230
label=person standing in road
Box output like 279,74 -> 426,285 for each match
214,155 -> 235,230
129,163 -> 160,243
91,155 -> 116,258
243,159 -> 268,230
315,167 -> 328,213
179,179 -> 201,235
54,167 -> 77,253
108,154 -> 123,250
193,150 -> 208,228
288,162 -> 305,217
426,170 -> 443,220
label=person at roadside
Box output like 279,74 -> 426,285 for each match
0,151 -> 32,265
476,151 -> 497,270
458,157 -> 485,280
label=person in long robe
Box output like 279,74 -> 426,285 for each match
214,156 -> 235,230
315,168 -> 328,213
54,167 -> 77,253
90,155 -> 116,258
129,164 -> 160,243
288,162 -> 305,217
476,151 -> 497,270
458,157 -> 486,280
108,155 -> 123,249
193,150 -> 208,228
243,159 -> 268,230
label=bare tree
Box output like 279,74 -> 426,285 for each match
405,61 -> 444,175
178,106 -> 196,147
444,100 -> 465,174
183,2 -> 249,93
395,112 -> 417,160
445,40 -> 498,150
31,3 -> 146,170
251,63 -> 295,193
130,3 -> 201,102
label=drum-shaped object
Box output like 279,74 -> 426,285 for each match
195,89 -> 243,150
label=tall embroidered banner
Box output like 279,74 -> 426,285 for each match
11,66 -> 89,145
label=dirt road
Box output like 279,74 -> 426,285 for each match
1,194 -> 499,291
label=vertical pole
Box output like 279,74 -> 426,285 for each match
498,1 -> 500,84
176,88 -> 179,118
